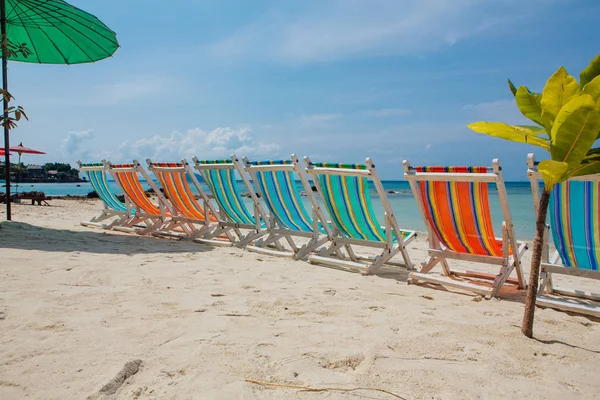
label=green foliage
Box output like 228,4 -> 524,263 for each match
468,122 -> 549,149
515,87 -> 544,127
550,94 -> 600,169
541,66 -> 580,131
0,89 -> 28,130
43,162 -> 78,174
580,54 -> 600,88
468,53 -> 600,192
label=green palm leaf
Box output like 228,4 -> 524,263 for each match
550,94 -> 600,169
468,122 -> 549,149
515,87 -> 545,127
541,66 -> 580,131
580,54 -> 600,89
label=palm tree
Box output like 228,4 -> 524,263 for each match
468,54 -> 600,338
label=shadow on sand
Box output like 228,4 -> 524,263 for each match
0,221 -> 213,255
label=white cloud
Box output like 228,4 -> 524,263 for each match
90,74 -> 175,105
300,113 -> 344,123
61,129 -> 93,159
462,99 -> 529,124
116,127 -> 280,162
209,0 -> 545,63
361,108 -> 412,117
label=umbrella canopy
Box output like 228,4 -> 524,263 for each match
4,0 -> 119,64
10,142 -> 44,194
10,142 -> 45,155
1,0 -> 118,219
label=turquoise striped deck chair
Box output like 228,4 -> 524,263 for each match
528,153 -> 600,317
77,161 -> 132,228
192,157 -> 271,247
303,157 -> 415,274
241,155 -> 333,259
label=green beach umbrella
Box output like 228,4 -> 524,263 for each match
1,0 -> 119,220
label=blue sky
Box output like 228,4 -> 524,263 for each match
6,0 -> 600,180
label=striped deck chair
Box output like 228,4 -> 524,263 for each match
146,159 -> 234,244
77,161 -> 131,228
403,159 -> 527,298
192,157 -> 271,247
527,153 -> 600,317
105,160 -> 173,235
241,155 -> 333,259
303,157 -> 415,274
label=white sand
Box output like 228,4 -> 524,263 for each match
1,199 -> 599,400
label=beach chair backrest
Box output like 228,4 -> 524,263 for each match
147,161 -> 216,222
549,180 -> 600,270
106,161 -> 161,216
192,158 -> 257,225
528,154 -> 600,270
404,163 -> 508,257
78,162 -> 126,212
304,160 -> 391,242
242,158 -> 316,233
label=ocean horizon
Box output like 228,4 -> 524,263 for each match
3,179 -> 538,240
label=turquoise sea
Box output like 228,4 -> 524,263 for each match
3,179 -> 538,240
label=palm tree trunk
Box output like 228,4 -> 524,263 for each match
521,189 -> 551,338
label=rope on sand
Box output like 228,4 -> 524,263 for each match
244,379 -> 407,399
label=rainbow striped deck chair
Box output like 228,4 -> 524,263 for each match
192,157 -> 271,247
527,153 -> 600,317
105,160 -> 173,235
304,157 -> 415,274
77,161 -> 131,229
403,159 -> 526,298
240,155 -> 333,259
146,159 -> 234,244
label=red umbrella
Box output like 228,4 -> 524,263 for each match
9,143 -> 45,194
10,143 -> 45,155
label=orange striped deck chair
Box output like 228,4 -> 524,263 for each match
104,160 -> 173,235
403,159 -> 527,298
146,159 -> 234,244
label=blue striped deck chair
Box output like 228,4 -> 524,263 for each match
192,156 -> 272,247
528,153 -> 600,317
105,160 -> 175,235
77,161 -> 132,229
404,159 -> 526,298
303,157 -> 415,274
241,155 -> 333,259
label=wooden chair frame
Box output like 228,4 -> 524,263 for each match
403,159 -> 527,298
104,160 -> 174,235
240,154 -> 332,259
192,156 -> 272,247
146,159 -> 235,245
303,157 -> 415,274
77,161 -> 130,229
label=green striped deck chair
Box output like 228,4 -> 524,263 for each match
404,159 -> 526,299
528,153 -> 600,317
192,156 -> 271,247
240,155 -> 333,259
105,160 -> 174,235
304,157 -> 414,274
77,161 -> 132,228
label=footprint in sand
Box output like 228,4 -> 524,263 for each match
319,355 -> 365,372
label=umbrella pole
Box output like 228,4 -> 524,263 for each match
15,152 -> 20,194
1,0 -> 10,220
